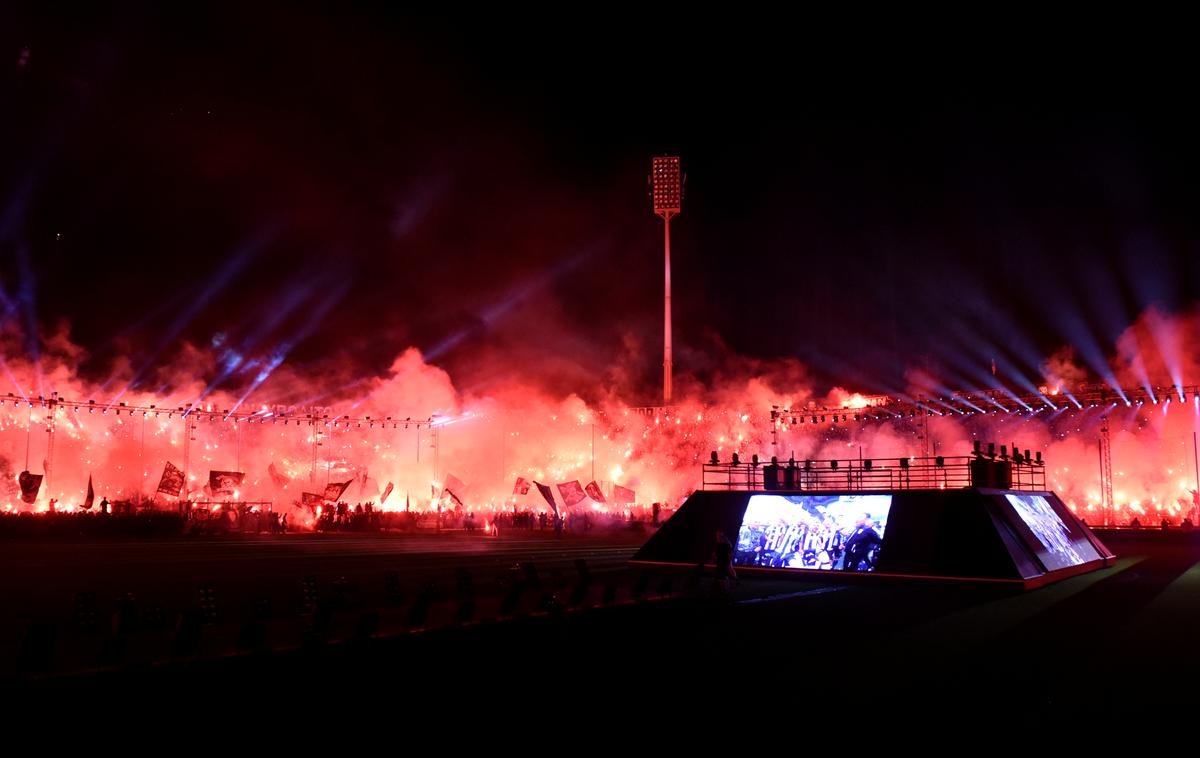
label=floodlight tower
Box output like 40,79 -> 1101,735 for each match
650,156 -> 682,406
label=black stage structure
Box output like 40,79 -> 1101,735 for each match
632,444 -> 1115,590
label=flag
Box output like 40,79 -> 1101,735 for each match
267,462 -> 290,488
381,482 -> 394,503
513,476 -> 531,496
585,481 -> 606,502
323,479 -> 353,502
209,470 -> 245,497
301,492 -> 323,511
446,489 -> 464,508
18,470 -> 42,504
443,473 -> 467,497
82,475 -> 95,510
613,484 -> 636,504
360,476 -> 380,498
534,481 -> 558,515
557,480 -> 586,508
157,461 -> 185,497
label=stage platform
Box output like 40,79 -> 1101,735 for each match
632,487 -> 1114,589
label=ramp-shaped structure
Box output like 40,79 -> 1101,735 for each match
633,450 -> 1114,589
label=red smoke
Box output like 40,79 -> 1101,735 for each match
0,306 -> 1198,527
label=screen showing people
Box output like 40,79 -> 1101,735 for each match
1004,493 -> 1100,570
733,494 -> 893,572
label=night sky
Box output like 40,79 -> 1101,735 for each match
3,6 -> 1199,402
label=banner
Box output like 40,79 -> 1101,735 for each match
381,482 -> 394,503
82,475 -> 95,510
323,479 -> 353,502
557,480 -> 587,508
513,476 -> 531,496
534,481 -> 558,515
301,492 -> 323,511
585,481 -> 606,503
157,461 -> 186,497
18,470 -> 42,504
613,484 -> 637,504
268,462 -> 290,488
208,470 -> 245,498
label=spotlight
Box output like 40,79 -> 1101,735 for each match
731,453 -> 740,466
710,451 -> 719,465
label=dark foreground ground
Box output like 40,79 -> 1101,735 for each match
4,528 -> 1199,718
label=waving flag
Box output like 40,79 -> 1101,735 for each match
534,481 -> 558,515
268,462 -> 290,488
323,479 -> 353,502
585,481 -> 606,502
513,476 -> 531,496
301,492 -> 323,511
209,470 -> 245,497
157,462 -> 185,497
381,482 -> 395,503
82,475 -> 95,510
557,480 -> 586,507
18,470 -> 43,504
613,484 -> 637,504
443,473 -> 467,498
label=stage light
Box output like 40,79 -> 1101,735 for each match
710,451 -> 719,465
731,453 -> 740,466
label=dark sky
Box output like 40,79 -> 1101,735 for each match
3,6 -> 1198,402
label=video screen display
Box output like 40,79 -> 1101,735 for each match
1004,493 -> 1100,570
733,494 -> 893,572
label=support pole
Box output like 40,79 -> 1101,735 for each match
663,215 -> 672,406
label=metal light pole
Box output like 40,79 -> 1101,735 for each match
650,156 -> 682,406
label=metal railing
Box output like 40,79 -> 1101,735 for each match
701,453 -> 1046,492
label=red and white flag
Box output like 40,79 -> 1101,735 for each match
513,476 -> 531,496
585,481 -> 606,502
381,482 -> 395,503
557,480 -> 586,508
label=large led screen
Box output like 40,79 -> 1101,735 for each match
733,494 -> 893,572
1004,493 -> 1100,570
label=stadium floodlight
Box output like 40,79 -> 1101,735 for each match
650,156 -> 683,405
